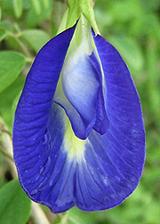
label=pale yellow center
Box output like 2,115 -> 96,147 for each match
63,116 -> 87,162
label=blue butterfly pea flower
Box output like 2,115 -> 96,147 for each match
13,17 -> 145,213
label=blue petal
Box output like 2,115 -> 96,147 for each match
74,34 -> 145,211
13,25 -> 145,213
89,52 -> 109,134
13,27 -> 76,212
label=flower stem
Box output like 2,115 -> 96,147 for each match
0,146 -> 13,161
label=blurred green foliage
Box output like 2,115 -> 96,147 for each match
0,0 -> 160,224
0,180 -> 31,224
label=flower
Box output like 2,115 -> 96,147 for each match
13,17 -> 145,213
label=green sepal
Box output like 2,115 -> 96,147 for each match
61,0 -> 99,34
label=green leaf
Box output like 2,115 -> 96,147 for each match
31,0 -> 41,15
0,27 -> 7,41
0,51 -> 25,93
0,180 -> 31,224
21,29 -> 50,52
13,0 -> 23,18
0,21 -> 11,41
42,0 -> 49,9
0,75 -> 24,129
25,0 -> 52,28
0,7 -> 1,20
0,20 -> 14,33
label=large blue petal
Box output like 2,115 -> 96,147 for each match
13,27 -> 76,212
74,34 -> 145,211
13,26 -> 145,213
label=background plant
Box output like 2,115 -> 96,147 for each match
0,0 -> 160,223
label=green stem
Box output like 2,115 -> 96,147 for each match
0,146 -> 13,161
60,214 -> 68,224
0,127 -> 11,137
0,124 -> 13,161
